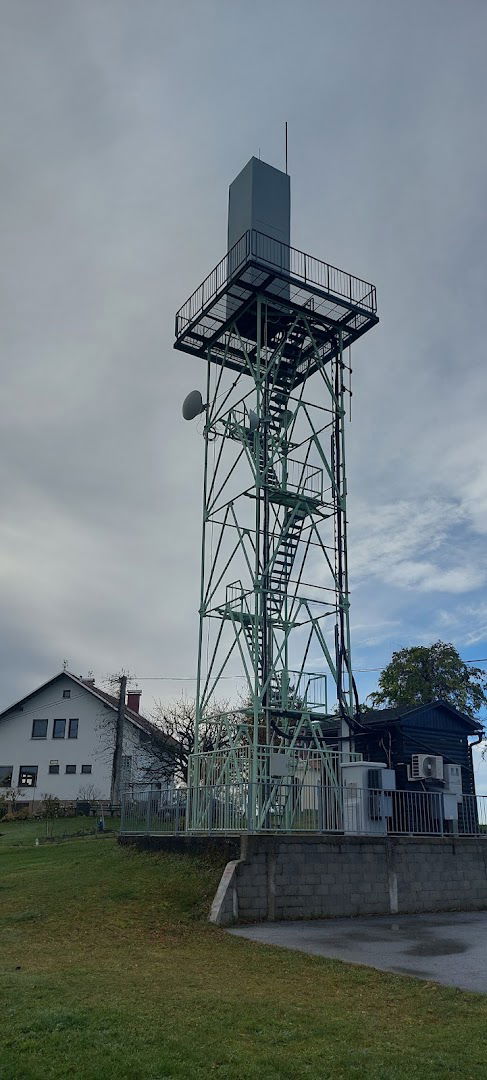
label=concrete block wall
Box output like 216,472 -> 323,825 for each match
210,834 -> 487,925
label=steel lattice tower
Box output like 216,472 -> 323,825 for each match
175,159 -> 378,828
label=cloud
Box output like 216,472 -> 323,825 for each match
384,560 -> 485,594
0,0 -> 486,776
347,498 -> 486,595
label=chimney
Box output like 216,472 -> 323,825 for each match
126,689 -> 141,713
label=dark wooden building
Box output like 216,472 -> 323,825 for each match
358,700 -> 483,796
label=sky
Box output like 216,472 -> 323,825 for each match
1,0 -> 486,779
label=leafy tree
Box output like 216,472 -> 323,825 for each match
369,641 -> 487,720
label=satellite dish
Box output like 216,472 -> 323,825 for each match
248,410 -> 259,432
182,390 -> 205,421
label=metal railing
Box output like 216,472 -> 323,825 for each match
175,229 -> 377,336
121,785 -> 187,836
121,781 -> 487,839
286,670 -> 328,711
189,745 -> 361,790
275,456 -> 323,500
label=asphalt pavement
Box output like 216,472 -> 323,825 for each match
229,911 -> 487,992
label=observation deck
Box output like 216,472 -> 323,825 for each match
174,229 -> 378,387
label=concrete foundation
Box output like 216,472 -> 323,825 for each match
209,834 -> 487,926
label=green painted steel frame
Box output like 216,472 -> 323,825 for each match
188,291 -> 362,826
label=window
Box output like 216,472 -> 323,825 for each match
63,689 -> 71,699
0,766 -> 13,788
68,718 -> 78,739
32,719 -> 48,739
65,765 -> 76,774
18,766 -> 38,788
53,719 -> 66,739
48,763 -> 59,775
81,765 -> 92,775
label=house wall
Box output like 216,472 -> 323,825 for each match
0,675 -> 114,803
120,721 -> 169,787
360,706 -> 478,796
0,675 -> 167,805
400,705 -> 477,795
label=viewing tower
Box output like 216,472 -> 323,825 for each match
175,158 -> 378,830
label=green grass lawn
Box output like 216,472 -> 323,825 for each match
0,814 -> 120,848
0,821 -> 486,1079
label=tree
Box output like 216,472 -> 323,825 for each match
149,697 -> 234,785
369,641 -> 487,720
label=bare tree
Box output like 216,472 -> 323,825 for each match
149,697 -> 235,785
77,783 -> 102,802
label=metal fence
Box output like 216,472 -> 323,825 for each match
189,745 -> 361,790
121,786 -> 187,836
120,782 -> 487,839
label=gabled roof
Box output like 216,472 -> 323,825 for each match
0,670 -> 175,750
360,699 -> 484,735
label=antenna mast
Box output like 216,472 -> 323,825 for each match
175,157 -> 378,832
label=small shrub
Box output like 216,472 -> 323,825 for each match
41,795 -> 62,819
3,809 -> 30,823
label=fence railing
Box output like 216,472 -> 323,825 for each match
120,782 -> 487,839
189,745 -> 361,791
175,229 -> 377,337
121,785 -> 187,836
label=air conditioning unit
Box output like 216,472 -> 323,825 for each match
408,753 -> 443,781
341,761 -> 396,835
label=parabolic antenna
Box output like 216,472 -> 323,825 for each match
182,389 -> 205,421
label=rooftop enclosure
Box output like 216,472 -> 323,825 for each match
174,157 -> 379,833
228,157 -> 290,251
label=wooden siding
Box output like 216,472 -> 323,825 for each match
360,705 -> 478,796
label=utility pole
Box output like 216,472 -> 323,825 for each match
110,674 -> 127,808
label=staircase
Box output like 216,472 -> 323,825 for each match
268,508 -> 306,616
233,350 -> 320,713
240,369 -> 309,708
241,617 -> 281,709
267,367 -> 295,439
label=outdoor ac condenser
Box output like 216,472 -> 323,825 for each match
408,753 -> 444,781
341,761 -> 396,836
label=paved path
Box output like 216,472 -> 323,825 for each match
229,911 -> 487,993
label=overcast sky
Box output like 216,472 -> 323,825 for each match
1,0 -> 486,775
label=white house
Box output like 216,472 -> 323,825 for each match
0,671 -> 174,806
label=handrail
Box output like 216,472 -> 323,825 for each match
175,229 -> 377,333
